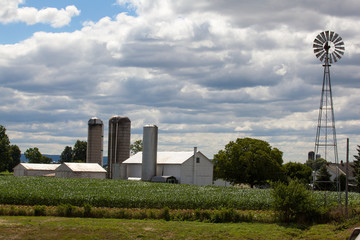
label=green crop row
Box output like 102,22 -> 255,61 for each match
0,176 -> 358,210
0,204 -> 275,223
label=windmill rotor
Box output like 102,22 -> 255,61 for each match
313,30 -> 345,64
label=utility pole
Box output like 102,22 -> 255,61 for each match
345,138 -> 349,216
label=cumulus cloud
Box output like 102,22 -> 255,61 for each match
1,0 -> 360,162
0,0 -> 80,27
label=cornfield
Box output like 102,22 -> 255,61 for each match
0,176 -> 358,210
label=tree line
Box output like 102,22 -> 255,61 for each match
2,122 -> 360,192
0,126 -> 21,172
0,125 -> 88,172
0,124 -> 144,171
214,137 -> 360,191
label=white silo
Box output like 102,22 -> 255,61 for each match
86,117 -> 104,166
141,125 -> 158,181
108,116 -> 131,179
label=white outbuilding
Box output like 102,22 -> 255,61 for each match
13,163 -> 60,177
122,151 -> 213,186
55,162 -> 107,179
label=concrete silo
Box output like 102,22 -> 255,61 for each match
86,117 -> 104,166
141,125 -> 158,181
108,116 -> 131,179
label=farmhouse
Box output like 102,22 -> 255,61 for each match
13,163 -> 60,177
55,162 -> 107,179
122,151 -> 213,186
326,162 -> 356,183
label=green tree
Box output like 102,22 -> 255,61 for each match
271,180 -> 319,223
0,125 -> 11,172
41,155 -> 52,164
130,140 -> 143,155
24,147 -> 42,163
60,146 -> 73,163
335,174 -> 346,192
283,162 -> 312,183
315,164 -> 333,190
24,147 -> 52,163
353,145 -> 360,191
72,140 -> 87,162
8,145 -> 21,171
305,157 -> 327,171
213,138 -> 286,187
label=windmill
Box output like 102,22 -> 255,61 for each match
313,30 -> 345,195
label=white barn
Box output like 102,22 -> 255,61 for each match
13,163 -> 60,177
122,151 -> 213,186
55,163 -> 107,179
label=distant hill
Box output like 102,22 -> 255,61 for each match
20,154 -> 108,167
20,154 -> 60,163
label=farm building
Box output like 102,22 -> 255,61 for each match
122,151 -> 213,186
13,163 -> 60,177
326,162 -> 356,183
55,162 -> 107,179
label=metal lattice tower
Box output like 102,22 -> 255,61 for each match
313,30 -> 345,196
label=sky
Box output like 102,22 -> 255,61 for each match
1,0 -> 360,163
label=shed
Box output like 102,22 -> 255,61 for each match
55,163 -> 107,179
13,163 -> 60,177
122,151 -> 213,186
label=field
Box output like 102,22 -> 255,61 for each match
0,216 -> 356,240
1,176 -> 360,239
0,176 -> 360,211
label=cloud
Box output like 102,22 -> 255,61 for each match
0,0 -> 80,27
1,0 -> 360,163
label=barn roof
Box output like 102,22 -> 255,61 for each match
327,162 -> 355,178
14,163 -> 60,171
58,163 -> 107,172
123,151 -> 201,165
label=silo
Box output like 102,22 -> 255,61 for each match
108,116 -> 131,179
141,125 -> 158,181
87,117 -> 104,166
308,151 -> 315,161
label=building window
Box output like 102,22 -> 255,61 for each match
196,157 -> 200,163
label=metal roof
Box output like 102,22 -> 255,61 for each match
60,163 -> 107,172
123,152 -> 195,165
88,117 -> 103,125
15,163 -> 60,171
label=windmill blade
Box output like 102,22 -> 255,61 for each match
330,31 -> 335,41
325,31 -> 330,41
316,36 -> 325,44
334,36 -> 343,45
314,39 -> 323,45
333,52 -> 341,61
332,33 -> 339,42
336,46 -> 345,51
316,50 -> 325,58
320,32 -> 327,42
319,53 -> 326,62
331,53 -> 338,62
335,49 -> 344,55
332,52 -> 341,62
317,34 -> 325,43
335,41 -> 344,47
329,54 -> 333,64
313,43 -> 323,50
314,48 -> 323,53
